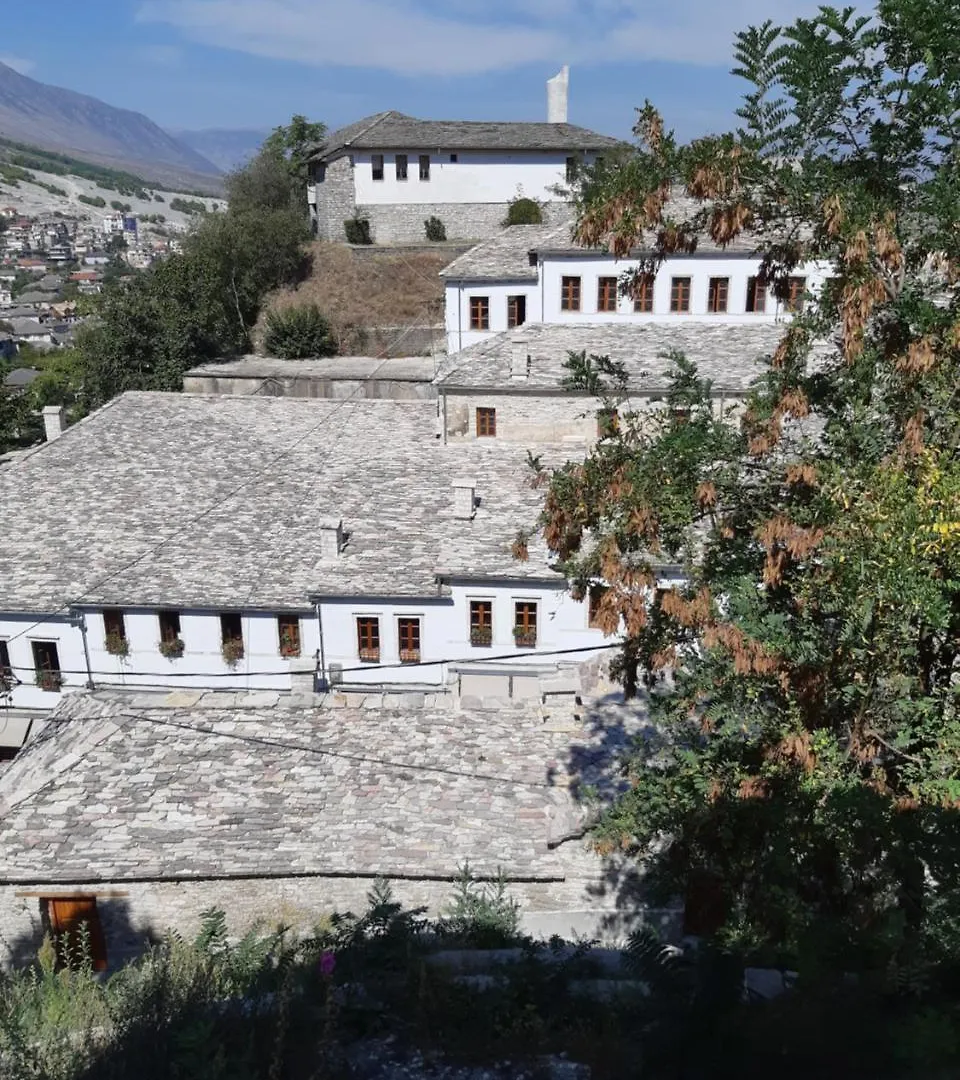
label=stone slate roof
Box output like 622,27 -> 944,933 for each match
185,356 -> 435,383
0,392 -> 568,613
439,221 -> 573,282
0,690 -> 642,883
312,111 -> 621,161
3,367 -> 39,388
435,322 -> 789,393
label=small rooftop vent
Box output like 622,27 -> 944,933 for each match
510,334 -> 529,380
42,405 -> 65,442
453,478 -> 477,521
319,518 -> 344,560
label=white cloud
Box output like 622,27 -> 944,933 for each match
138,0 -> 828,77
0,55 -> 36,75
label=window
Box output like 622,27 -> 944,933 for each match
371,154 -> 384,181
314,163 -> 326,183
102,608 -> 126,653
597,276 -> 618,312
158,610 -> 180,643
588,585 -> 609,630
469,296 -> 489,330
41,897 -> 107,972
561,275 -> 581,312
398,618 -> 421,663
476,407 -> 497,437
785,276 -> 807,313
0,639 -> 11,690
507,294 -> 527,328
470,600 -> 493,647
32,641 -> 61,692
395,154 -> 408,181
670,277 -> 691,312
746,275 -> 766,313
633,274 -> 654,313
514,602 -> 538,647
597,408 -> 619,438
357,617 -> 380,662
565,156 -> 577,183
220,612 -> 244,663
707,277 -> 729,313
419,154 -> 430,181
449,153 -> 458,163
277,615 -> 301,658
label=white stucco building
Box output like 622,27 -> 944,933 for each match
0,394 -> 640,735
441,217 -> 832,354
307,70 -> 621,244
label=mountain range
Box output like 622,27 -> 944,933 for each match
171,129 -> 269,173
0,60 -> 224,192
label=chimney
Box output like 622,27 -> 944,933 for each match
319,518 -> 344,560
510,334 -> 529,379
453,478 -> 477,521
42,405 -> 65,442
547,65 -> 569,124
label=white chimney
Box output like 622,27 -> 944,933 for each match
547,65 -> 569,124
319,518 -> 344,560
510,334 -> 529,379
453,478 -> 477,521
42,405 -> 65,442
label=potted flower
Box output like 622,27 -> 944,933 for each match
470,625 -> 492,647
104,630 -> 129,658
36,669 -> 63,692
513,625 -> 537,649
222,637 -> 244,667
159,636 -> 185,660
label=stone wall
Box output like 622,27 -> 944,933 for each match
312,156 -> 357,241
355,201 -> 569,246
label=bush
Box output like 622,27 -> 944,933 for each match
439,864 -> 522,947
78,194 -> 107,209
424,216 -> 447,242
110,201 -> 132,213
343,216 -> 372,244
504,197 -> 543,226
263,304 -> 336,359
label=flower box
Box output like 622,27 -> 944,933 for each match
513,628 -> 537,649
399,649 -> 421,664
159,636 -> 185,660
221,637 -> 245,667
36,670 -> 63,692
104,630 -> 129,658
359,648 -> 380,663
470,627 -> 492,647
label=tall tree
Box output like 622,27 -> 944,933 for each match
542,0 -> 960,967
226,114 -> 325,217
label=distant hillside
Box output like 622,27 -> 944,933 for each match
0,61 -> 223,193
172,129 -> 268,173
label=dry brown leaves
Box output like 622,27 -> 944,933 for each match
696,481 -> 718,509
660,586 -> 713,629
895,337 -> 937,375
756,514 -> 824,585
785,463 -> 818,487
840,277 -> 886,362
902,409 -> 926,458
768,731 -> 816,774
710,203 -> 754,247
704,622 -> 781,677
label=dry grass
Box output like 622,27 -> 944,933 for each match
257,241 -> 449,356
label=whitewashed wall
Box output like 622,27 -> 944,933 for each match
353,151 -> 591,206
444,281 -> 541,354
539,254 -> 832,324
0,615 -> 87,711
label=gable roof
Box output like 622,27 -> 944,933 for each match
439,220 -> 573,281
435,321 -> 790,393
0,690 -> 642,884
312,111 -> 621,161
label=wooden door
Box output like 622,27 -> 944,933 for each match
47,897 -> 107,971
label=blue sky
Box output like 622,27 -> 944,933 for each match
0,1 -> 823,139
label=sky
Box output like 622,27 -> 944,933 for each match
0,0 -> 826,139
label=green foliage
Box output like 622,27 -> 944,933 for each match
343,216 -> 372,244
263,304 -> 336,359
78,194 -> 106,209
169,197 -> 207,215
226,115 -> 325,219
540,0 -> 960,976
504,197 -> 543,226
109,201 -> 131,213
439,864 -> 522,947
424,215 -> 447,242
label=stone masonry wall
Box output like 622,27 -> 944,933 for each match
356,201 -> 569,245
312,155 -> 357,241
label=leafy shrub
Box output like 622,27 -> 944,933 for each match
343,216 -> 372,244
263,304 -> 336,359
439,864 -> 522,947
78,194 -> 107,208
170,197 -> 207,215
110,201 -> 132,213
504,197 -> 543,226
424,216 -> 446,242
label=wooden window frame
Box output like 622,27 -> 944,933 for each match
398,617 -> 421,664
476,407 -> 497,437
507,294 -> 526,328
469,296 -> 489,331
707,277 -> 729,313
371,154 -> 384,181
395,154 -> 408,181
670,277 -> 691,313
597,276 -> 618,313
357,617 -> 380,663
158,610 -> 181,644
31,640 -> 61,692
41,896 -> 107,972
746,275 -> 766,313
633,274 -> 654,313
513,601 -> 538,648
277,615 -> 301,659
102,608 -> 126,652
785,276 -> 807,313
588,585 -> 609,630
469,600 -> 493,647
219,612 -> 244,663
560,275 -> 581,312
419,154 -> 430,181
